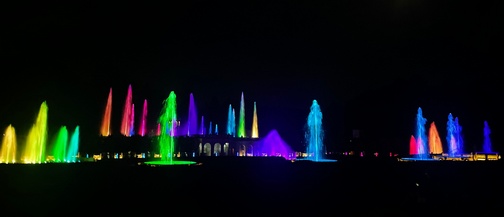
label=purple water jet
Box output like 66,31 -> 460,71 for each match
253,129 -> 295,160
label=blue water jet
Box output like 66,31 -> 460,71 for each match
416,107 -> 428,159
455,117 -> 464,154
483,121 -> 492,153
446,113 -> 464,156
302,100 -> 335,162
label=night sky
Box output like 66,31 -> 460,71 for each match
1,1 -> 502,153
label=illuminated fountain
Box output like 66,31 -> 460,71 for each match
251,101 -> 259,138
482,121 -> 492,153
66,126 -> 80,162
51,126 -> 68,162
145,91 -> 196,166
121,84 -> 134,136
409,135 -> 417,155
253,129 -> 295,160
21,101 -> 49,163
415,107 -> 428,159
185,93 -> 198,136
100,87 -> 112,137
0,125 -> 17,163
226,104 -> 235,136
401,107 -> 436,161
428,122 -> 443,154
139,99 -> 148,136
447,113 -> 464,156
298,100 -> 336,162
200,116 -> 205,135
238,92 -> 246,138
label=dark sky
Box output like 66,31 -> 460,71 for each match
1,1 -> 502,153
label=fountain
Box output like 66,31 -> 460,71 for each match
121,84 -> 134,136
51,126 -> 68,162
0,125 -> 17,163
409,135 -> 417,155
185,93 -> 198,136
401,108 -> 437,161
428,122 -> 443,154
415,107 -> 428,159
298,100 -> 336,162
447,113 -> 464,156
139,99 -> 148,136
238,92 -> 246,138
145,91 -> 196,166
22,101 -> 49,164
482,121 -> 492,153
66,126 -> 80,162
100,87 -> 112,137
226,104 -> 234,136
253,129 -> 295,160
251,101 -> 259,138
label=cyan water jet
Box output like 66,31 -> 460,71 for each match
299,100 -> 335,162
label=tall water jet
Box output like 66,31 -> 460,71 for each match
238,92 -> 246,138
138,99 -> 148,136
22,101 -> 48,163
187,93 -> 198,136
200,116 -> 205,135
251,101 -> 259,138
409,135 -> 418,155
455,117 -> 464,154
215,124 -> 218,135
51,126 -> 68,162
415,107 -> 428,158
159,91 -> 177,163
253,129 -> 294,160
121,84 -> 133,136
100,88 -> 112,136
208,121 -> 213,135
428,122 -> 443,154
447,113 -> 459,156
0,125 -> 17,163
226,105 -> 233,136
66,126 -> 79,162
483,121 -> 492,153
232,108 -> 236,137
145,91 -> 195,166
129,104 -> 135,135
302,100 -> 334,162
